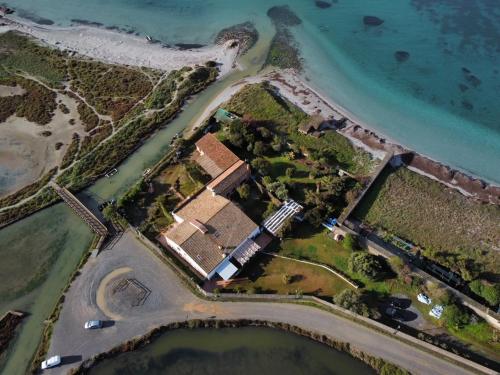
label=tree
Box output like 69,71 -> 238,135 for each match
470,280 -> 500,307
257,126 -> 272,139
482,284 -> 500,307
277,218 -> 293,238
342,233 -> 359,251
274,184 -> 289,201
442,304 -> 470,329
263,201 -> 277,218
348,252 -> 386,281
271,135 -> 282,152
305,206 -> 324,227
102,204 -> 118,222
253,141 -> 267,156
262,176 -> 273,189
251,157 -> 270,175
334,289 -> 369,317
285,167 -> 295,178
236,183 -> 250,200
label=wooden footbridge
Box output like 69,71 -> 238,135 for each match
50,183 -> 108,237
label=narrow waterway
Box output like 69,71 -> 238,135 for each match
0,23 -> 272,375
88,327 -> 376,375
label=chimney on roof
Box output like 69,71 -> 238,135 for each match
190,219 -> 208,234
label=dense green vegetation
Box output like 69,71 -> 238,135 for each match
224,83 -> 374,175
0,187 -> 59,227
0,75 -> 57,125
0,31 -> 67,86
469,280 -> 500,307
0,167 -> 58,209
68,59 -> 153,121
144,68 -> 189,109
60,133 -> 80,169
76,101 -> 100,131
354,167 -> 500,279
79,122 -> 113,156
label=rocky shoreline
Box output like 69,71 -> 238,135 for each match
266,71 -> 500,205
70,319 -> 408,375
215,21 -> 258,56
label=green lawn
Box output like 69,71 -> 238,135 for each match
228,253 -> 352,298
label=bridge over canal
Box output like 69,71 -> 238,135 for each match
50,183 -> 108,237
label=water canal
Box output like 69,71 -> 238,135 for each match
0,24 -> 272,375
88,327 -> 376,375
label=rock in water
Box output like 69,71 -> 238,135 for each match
394,51 -> 410,62
315,1 -> 332,9
214,22 -> 259,56
363,16 -> 384,26
267,5 -> 302,27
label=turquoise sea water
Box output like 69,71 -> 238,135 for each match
3,0 -> 500,183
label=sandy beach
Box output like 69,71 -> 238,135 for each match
0,15 -> 239,77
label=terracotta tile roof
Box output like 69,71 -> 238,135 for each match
175,189 -> 229,224
195,133 -> 239,176
163,193 -> 258,275
207,160 -> 250,196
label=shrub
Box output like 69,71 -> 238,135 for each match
60,133 -> 80,169
77,102 -> 99,131
348,252 -> 386,281
236,183 -> 250,200
251,157 -> 271,175
334,289 -> 369,317
253,141 -> 267,156
342,233 -> 359,251
469,280 -> 500,307
380,363 -> 411,375
442,304 -> 470,329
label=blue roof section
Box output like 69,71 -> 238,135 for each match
216,258 -> 239,280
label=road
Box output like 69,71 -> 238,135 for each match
44,230 -> 484,375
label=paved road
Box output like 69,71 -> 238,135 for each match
44,230 -> 482,375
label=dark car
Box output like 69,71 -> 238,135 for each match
385,307 -> 402,320
390,299 -> 405,309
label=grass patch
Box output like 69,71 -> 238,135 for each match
354,167 -> 500,277
230,253 -> 350,297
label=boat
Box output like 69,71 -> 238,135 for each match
145,35 -> 153,43
142,168 -> 151,177
105,168 -> 118,178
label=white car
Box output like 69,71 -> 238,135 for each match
429,304 -> 444,319
84,320 -> 103,329
417,293 -> 432,305
41,355 -> 61,370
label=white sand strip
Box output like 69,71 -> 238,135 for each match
0,16 -> 238,76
